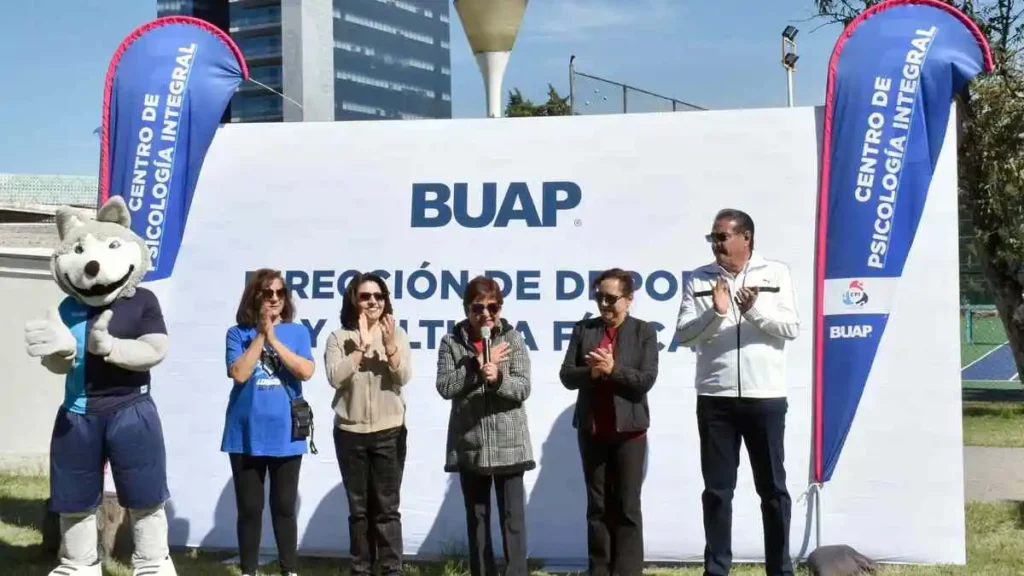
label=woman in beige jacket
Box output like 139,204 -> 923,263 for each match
324,272 -> 412,576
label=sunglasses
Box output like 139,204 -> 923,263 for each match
594,292 -> 624,306
261,288 -> 286,299
705,232 -> 732,243
359,292 -> 386,302
470,302 -> 501,315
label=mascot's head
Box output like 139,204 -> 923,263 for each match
52,196 -> 149,308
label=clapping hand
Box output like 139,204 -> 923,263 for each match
712,277 -> 731,314
380,314 -> 396,348
259,309 -> 276,343
357,312 -> 372,353
584,347 -> 599,378
735,287 -> 759,313
585,346 -> 615,378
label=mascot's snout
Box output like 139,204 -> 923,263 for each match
51,197 -> 149,308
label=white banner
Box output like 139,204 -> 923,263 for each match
150,108 -> 964,565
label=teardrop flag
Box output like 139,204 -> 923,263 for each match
98,16 -> 248,282
814,0 -> 993,483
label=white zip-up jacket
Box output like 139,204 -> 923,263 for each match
675,252 -> 800,398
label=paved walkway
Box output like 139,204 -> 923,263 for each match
965,446 -> 1024,502
961,389 -> 1024,502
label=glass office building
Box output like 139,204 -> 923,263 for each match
156,0 -> 452,122
333,1 -> 451,120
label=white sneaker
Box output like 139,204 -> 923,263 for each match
132,555 -> 178,575
48,562 -> 102,576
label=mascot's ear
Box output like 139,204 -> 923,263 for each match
56,208 -> 87,241
96,196 -> 132,229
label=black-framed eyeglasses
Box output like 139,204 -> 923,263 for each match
705,232 -> 733,243
470,302 -> 501,315
359,292 -> 386,302
261,288 -> 286,299
594,292 -> 624,306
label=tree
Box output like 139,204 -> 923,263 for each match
814,0 -> 1024,378
504,84 -> 572,117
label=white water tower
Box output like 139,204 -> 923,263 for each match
454,0 -> 529,118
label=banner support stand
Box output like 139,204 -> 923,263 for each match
815,485 -> 822,547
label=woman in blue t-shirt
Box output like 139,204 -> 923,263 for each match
222,268 -> 315,576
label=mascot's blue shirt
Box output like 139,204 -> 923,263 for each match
221,322 -> 313,457
58,287 -> 167,415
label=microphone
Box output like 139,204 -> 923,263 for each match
480,326 -> 492,364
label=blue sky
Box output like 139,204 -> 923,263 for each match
0,0 -> 843,177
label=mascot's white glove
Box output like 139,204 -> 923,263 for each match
25,307 -> 77,359
88,310 -> 115,357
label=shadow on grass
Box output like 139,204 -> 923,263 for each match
0,495 -> 48,533
1012,501 -> 1024,530
0,542 -> 54,574
0,495 -> 58,553
165,548 -> 241,575
199,553 -> 478,576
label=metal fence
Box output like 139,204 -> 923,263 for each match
960,304 -> 1015,385
962,304 -> 1007,346
0,173 -> 98,209
568,56 -> 705,115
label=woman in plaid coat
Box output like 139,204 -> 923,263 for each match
435,275 -> 535,576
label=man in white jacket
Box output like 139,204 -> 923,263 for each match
675,208 -> 799,576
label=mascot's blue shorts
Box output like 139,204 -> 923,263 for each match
49,395 -> 169,514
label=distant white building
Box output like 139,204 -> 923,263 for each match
0,172 -> 97,248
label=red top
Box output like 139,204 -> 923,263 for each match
592,325 -> 646,440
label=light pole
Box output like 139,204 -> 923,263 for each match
782,25 -> 799,107
454,0 -> 528,118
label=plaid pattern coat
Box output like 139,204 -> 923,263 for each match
435,318 -> 536,474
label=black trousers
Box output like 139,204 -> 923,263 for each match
334,426 -> 407,576
228,453 -> 302,575
578,431 -> 646,576
697,396 -> 792,576
458,469 -> 528,576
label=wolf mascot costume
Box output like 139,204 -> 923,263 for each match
24,196 -> 176,576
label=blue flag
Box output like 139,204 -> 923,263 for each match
98,16 -> 248,281
814,0 -> 992,483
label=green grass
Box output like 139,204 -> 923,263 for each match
2,474 -> 1022,575
963,401 -> 1024,447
